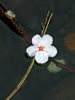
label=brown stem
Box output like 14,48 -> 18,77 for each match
0,3 -> 30,43
52,59 -> 75,72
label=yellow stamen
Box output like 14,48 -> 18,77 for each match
38,46 -> 44,51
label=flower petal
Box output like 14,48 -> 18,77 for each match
26,46 -> 38,57
32,34 -> 42,45
35,51 -> 48,64
44,46 -> 57,57
42,34 -> 53,46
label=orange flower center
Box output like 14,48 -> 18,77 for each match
38,46 -> 44,51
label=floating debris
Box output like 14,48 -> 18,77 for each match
64,33 -> 75,52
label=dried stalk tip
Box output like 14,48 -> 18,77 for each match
5,10 -> 16,19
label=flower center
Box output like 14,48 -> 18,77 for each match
38,46 -> 44,51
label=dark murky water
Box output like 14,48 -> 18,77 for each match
0,0 -> 75,100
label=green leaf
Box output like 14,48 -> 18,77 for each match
47,59 -> 65,73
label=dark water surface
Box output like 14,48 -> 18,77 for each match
0,0 -> 75,100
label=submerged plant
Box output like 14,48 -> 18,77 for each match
0,3 -> 75,100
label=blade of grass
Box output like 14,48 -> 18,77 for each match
5,11 -> 53,100
5,57 -> 35,100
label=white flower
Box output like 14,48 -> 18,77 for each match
26,34 -> 57,64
